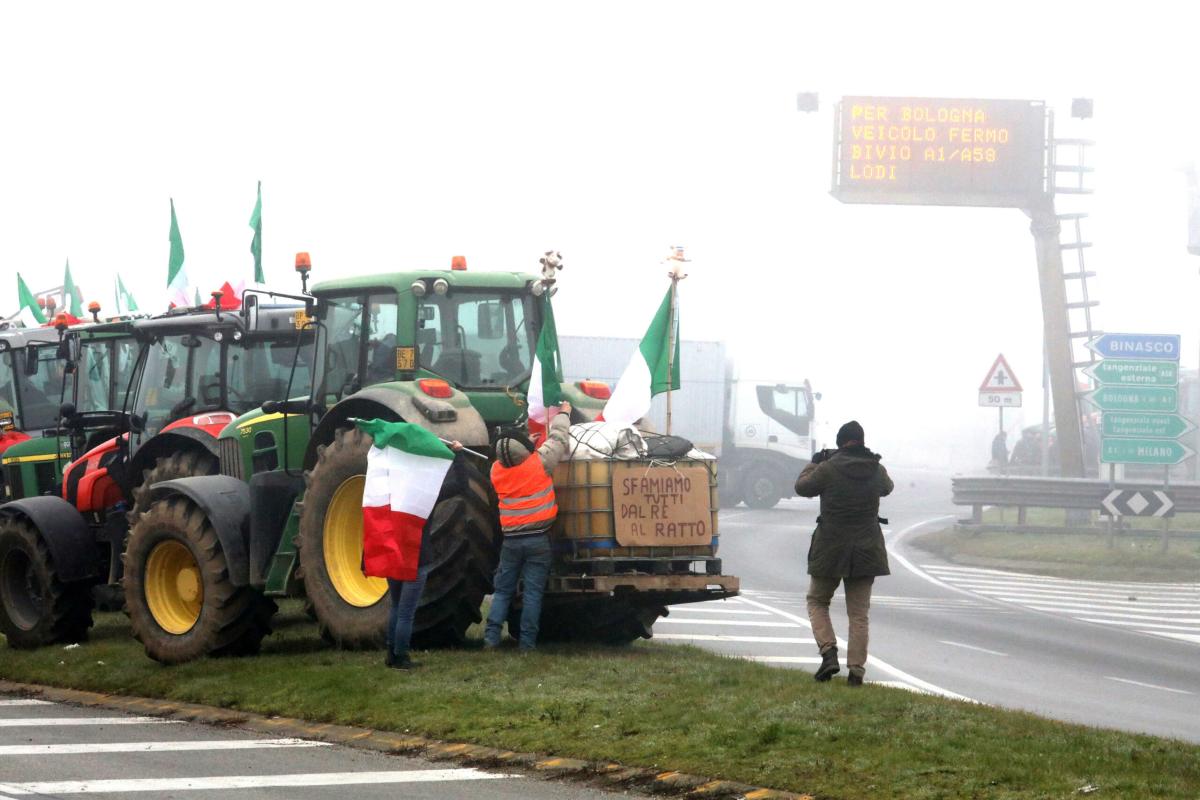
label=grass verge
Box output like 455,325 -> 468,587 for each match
912,509 -> 1200,582
1,604 -> 1199,799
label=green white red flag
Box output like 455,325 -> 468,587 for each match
357,419 -> 454,581
601,286 -> 680,428
526,295 -> 563,441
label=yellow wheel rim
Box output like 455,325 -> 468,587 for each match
145,540 -> 202,635
324,475 -> 387,608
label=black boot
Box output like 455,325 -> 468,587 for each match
814,647 -> 840,682
847,673 -> 863,687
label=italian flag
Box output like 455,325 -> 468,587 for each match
601,286 -> 680,428
166,198 -> 190,309
357,419 -> 454,581
526,295 -> 563,442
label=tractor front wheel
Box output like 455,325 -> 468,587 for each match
124,498 -> 273,664
129,450 -> 220,527
0,518 -> 94,649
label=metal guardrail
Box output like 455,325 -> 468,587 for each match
952,475 -> 1200,514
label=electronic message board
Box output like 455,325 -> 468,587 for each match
832,97 -> 1047,208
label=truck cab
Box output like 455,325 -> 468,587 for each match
724,378 -> 817,508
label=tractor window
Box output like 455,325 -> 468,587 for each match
317,292 -> 398,401
227,336 -> 315,414
77,339 -> 112,413
364,297 -> 399,386
0,351 -> 18,421
319,295 -> 365,402
417,292 -> 532,388
193,338 -> 223,411
16,345 -> 68,432
113,339 -> 139,411
138,334 -> 221,435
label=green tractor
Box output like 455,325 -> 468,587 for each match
125,257 -> 737,664
0,303 -> 313,648
0,318 -> 140,500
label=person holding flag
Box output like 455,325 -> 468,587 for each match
356,418 -> 465,670
484,401 -> 571,651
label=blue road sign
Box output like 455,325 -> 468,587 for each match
1086,333 -> 1181,362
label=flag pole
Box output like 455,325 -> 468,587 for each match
664,246 -> 688,436
666,276 -> 677,435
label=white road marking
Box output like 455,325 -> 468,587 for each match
923,564 -> 1199,592
1153,632 -> 1200,645
0,769 -> 511,794
656,618 -> 801,628
1076,618 -> 1200,632
665,606 -> 772,615
0,739 -> 331,756
938,640 -> 1008,657
743,656 -> 823,664
1024,607 -> 1200,623
873,680 -> 938,695
957,590 -> 1200,610
1104,677 -> 1193,696
0,717 -> 180,728
654,633 -> 812,644
734,595 -> 973,701
937,580 -> 1197,603
0,700 -> 51,708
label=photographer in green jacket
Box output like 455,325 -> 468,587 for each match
795,420 -> 893,686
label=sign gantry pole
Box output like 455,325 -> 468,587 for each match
1029,198 -> 1086,477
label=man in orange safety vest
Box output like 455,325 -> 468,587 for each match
484,401 -> 572,651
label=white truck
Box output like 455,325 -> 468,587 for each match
558,336 -> 817,508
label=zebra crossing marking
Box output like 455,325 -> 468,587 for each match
0,768 -> 511,795
0,738 -> 331,756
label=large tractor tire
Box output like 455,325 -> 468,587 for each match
742,465 -> 783,510
123,497 -> 274,664
0,518 -> 94,649
537,598 -> 667,645
129,450 -> 220,526
297,426 -> 500,649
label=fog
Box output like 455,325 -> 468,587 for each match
2,2 -> 1198,473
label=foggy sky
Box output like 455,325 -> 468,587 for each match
2,2 -> 1198,471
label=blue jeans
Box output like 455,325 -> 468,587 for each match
484,533 -> 552,650
386,565 -> 430,658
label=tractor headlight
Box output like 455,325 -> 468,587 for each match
432,279 -> 449,296
411,280 -> 427,297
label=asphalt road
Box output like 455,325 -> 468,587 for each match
0,698 -> 629,799
666,465 -> 1200,742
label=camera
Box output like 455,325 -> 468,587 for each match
811,448 -> 836,465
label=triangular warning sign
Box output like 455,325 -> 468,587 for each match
979,354 -> 1022,392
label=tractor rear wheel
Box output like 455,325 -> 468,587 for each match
124,497 -> 273,664
129,450 -> 220,526
538,598 -> 667,645
0,518 -> 94,649
297,426 -> 500,649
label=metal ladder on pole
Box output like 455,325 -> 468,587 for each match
1053,134 -> 1099,474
